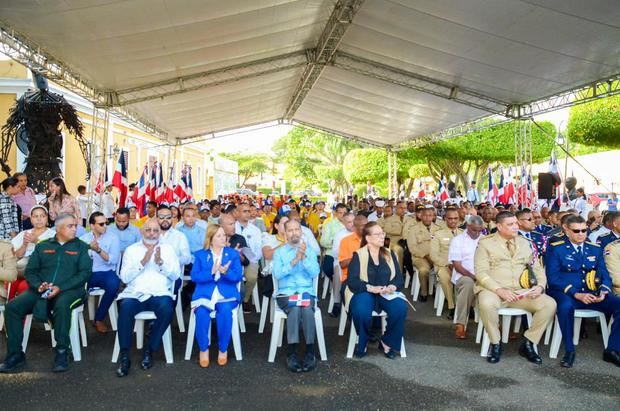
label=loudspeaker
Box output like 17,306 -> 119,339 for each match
538,173 -> 556,199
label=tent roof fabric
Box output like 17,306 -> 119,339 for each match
1,0 -> 619,146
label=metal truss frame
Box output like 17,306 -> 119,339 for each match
115,51 -> 308,106
291,119 -> 388,148
283,0 -> 365,120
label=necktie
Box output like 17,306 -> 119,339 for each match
507,240 -> 515,257
577,245 -> 583,257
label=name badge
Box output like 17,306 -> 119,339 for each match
587,256 -> 596,262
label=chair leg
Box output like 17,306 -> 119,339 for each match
270,298 -> 275,323
475,320 -> 483,344
268,315 -> 283,363
78,310 -> 88,347
162,326 -> 173,364
252,286 -> 261,313
599,314 -> 610,349
0,310 -> 4,332
327,288 -> 335,314
87,295 -> 96,321
50,326 -> 57,347
258,296 -> 270,334
346,322 -> 358,358
338,305 -> 348,336
135,319 -> 145,350
404,271 -> 411,289
184,310 -> 196,360
435,286 -> 445,317
238,307 -> 246,333
70,310 -> 82,361
400,337 -> 407,358
321,276 -> 330,299
480,330 -> 490,357
314,310 -> 327,361
544,319 -> 553,345
501,315 -> 511,343
278,316 -> 285,347
109,302 -> 118,331
573,317 -> 583,346
231,308 -> 243,361
549,316 -> 562,359
411,270 -> 421,301
513,316 -> 522,333
175,290 -> 185,333
112,332 -> 120,362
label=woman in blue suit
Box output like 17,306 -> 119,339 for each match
191,224 -> 242,367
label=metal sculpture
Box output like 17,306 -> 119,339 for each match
1,72 -> 88,193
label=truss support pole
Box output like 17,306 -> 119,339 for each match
387,150 -> 398,199
86,107 -> 110,219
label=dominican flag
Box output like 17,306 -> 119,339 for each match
112,151 -> 128,208
417,180 -> 426,199
437,174 -> 448,202
186,166 -> 194,201
133,165 -> 150,217
486,167 -> 498,204
174,167 -> 188,201
517,164 -> 528,206
548,149 -> 561,207
164,164 -> 176,203
497,166 -> 506,204
154,162 -> 165,203
505,165 -> 516,204
94,165 -> 108,194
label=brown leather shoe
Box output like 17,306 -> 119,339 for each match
217,351 -> 228,366
199,351 -> 209,368
455,324 -> 467,339
94,320 -> 108,334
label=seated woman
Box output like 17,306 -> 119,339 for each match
260,214 -> 288,296
191,224 -> 243,368
8,206 -> 55,301
346,222 -> 407,359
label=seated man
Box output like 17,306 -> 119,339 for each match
448,215 -> 484,339
273,219 -> 320,373
604,239 -> 620,295
546,214 -> 620,368
107,207 -> 141,253
0,213 -> 92,373
475,211 -> 556,365
407,207 -> 440,302
80,211 -> 121,333
115,218 -> 181,377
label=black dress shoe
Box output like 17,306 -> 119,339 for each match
242,302 -> 252,314
603,350 -> 620,367
446,308 -> 455,320
378,342 -> 396,359
286,353 -> 302,373
53,348 -> 69,373
302,352 -> 317,372
0,352 -> 26,374
560,351 -> 576,368
353,348 -> 367,359
141,349 -> 153,370
519,339 -> 542,365
116,351 -> 131,377
487,343 -> 502,364
329,303 -> 341,318
419,295 -> 428,303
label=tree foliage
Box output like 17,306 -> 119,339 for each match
408,163 -> 431,179
343,148 -> 388,185
219,152 -> 270,187
566,94 -> 620,148
272,126 -> 360,195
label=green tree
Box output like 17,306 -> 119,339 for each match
219,152 -> 270,187
273,126 -> 360,196
566,94 -> 620,148
342,148 -> 388,185
400,121 -> 556,190
408,163 -> 431,180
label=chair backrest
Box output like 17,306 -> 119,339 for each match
271,271 -> 319,296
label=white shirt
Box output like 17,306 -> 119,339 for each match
589,226 -> 610,243
570,197 -> 587,216
448,231 -> 482,284
77,194 -> 89,220
368,211 -> 383,222
118,241 -> 181,301
301,225 -> 321,256
332,228 -> 353,267
235,221 -> 262,264
11,228 -> 55,257
102,191 -> 115,218
176,219 -> 208,230
159,228 -> 192,266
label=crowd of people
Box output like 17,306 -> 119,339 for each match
0,174 -> 619,377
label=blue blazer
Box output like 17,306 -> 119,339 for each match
191,247 -> 243,303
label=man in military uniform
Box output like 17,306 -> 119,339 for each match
516,209 -> 546,259
430,207 -> 461,318
596,212 -> 620,249
604,239 -> 620,295
408,207 -> 441,302
546,214 -> 620,368
474,211 -> 556,364
480,207 -> 496,235
532,209 -> 552,235
0,214 -> 92,373
383,201 -> 411,274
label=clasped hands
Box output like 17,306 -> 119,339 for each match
212,260 -> 232,275
38,282 -> 60,299
574,292 -> 607,305
367,284 -> 397,295
496,285 -> 544,302
142,245 -> 163,267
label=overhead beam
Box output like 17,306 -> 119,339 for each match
116,51 -> 308,106
291,119 -> 388,148
333,52 -> 510,115
283,0 -> 366,120
0,24 -> 169,141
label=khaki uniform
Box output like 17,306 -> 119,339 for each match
407,223 -> 441,296
604,240 -> 620,295
383,215 -> 412,270
474,234 -> 556,345
430,227 -> 462,309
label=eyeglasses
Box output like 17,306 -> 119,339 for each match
241,210 -> 251,213
158,215 -> 172,220
94,222 -> 106,227
569,228 -> 588,234
518,218 -> 532,221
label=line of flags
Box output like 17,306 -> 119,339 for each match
483,163 -> 535,207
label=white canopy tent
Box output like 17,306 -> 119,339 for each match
0,0 -> 619,148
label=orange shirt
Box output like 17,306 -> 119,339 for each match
339,232 -> 362,282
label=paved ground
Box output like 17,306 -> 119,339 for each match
1,288 -> 619,411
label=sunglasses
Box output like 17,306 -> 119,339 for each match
94,222 -> 106,227
158,215 -> 172,220
569,228 -> 588,234
519,218 -> 532,221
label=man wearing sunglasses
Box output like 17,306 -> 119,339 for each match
516,209 -> 546,259
546,214 -> 620,368
81,211 -> 121,334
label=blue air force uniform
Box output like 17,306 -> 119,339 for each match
597,231 -> 620,250
546,239 -> 620,353
519,231 -> 546,258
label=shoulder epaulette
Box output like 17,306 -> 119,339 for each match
586,241 -> 600,247
599,232 -> 611,237
479,234 -> 495,241
550,240 -> 565,246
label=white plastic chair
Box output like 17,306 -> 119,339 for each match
111,311 -> 173,364
548,309 -> 610,359
173,269 -> 190,333
22,305 -> 88,361
477,308 -> 534,357
321,275 -> 331,299
87,288 -> 119,330
267,275 -> 327,363
0,303 -> 5,332
410,267 -> 421,301
258,292 -> 276,334
346,310 -> 406,358
184,305 -> 243,361
433,272 -> 446,317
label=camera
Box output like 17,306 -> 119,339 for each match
41,288 -> 53,299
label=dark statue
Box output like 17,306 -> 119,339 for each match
1,72 -> 88,193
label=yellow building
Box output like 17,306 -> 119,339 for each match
0,58 -> 224,200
